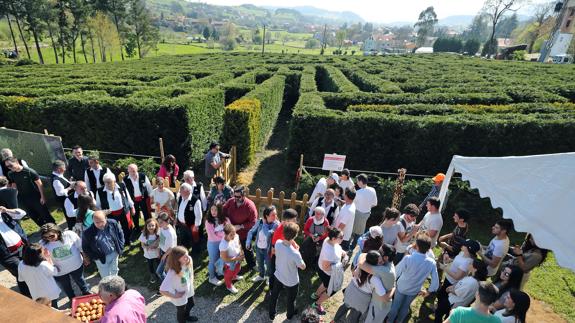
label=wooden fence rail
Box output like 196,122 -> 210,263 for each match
244,187 -> 309,227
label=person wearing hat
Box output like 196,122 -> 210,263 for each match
351,225 -> 384,268
309,172 -> 339,206
434,239 -> 480,323
338,169 -> 354,192
419,172 -> 445,214
302,206 -> 330,268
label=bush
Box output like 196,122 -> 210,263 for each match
464,39 -> 481,56
315,65 -> 358,93
221,99 -> 261,168
341,69 -> 402,94
433,38 -> 463,53
512,50 -> 526,61
305,39 -> 321,49
15,58 -> 38,66
113,157 -> 160,180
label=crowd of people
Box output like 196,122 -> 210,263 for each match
0,144 -> 550,323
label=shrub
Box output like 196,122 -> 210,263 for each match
433,38 -> 463,53
464,39 -> 481,56
113,157 -> 160,179
15,58 -> 38,66
221,98 -> 261,168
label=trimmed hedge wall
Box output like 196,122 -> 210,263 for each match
0,89 -> 225,169
221,99 -> 262,168
315,65 -> 359,93
288,100 -> 575,174
341,69 -> 402,94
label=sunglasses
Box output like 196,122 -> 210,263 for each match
234,195 -> 243,199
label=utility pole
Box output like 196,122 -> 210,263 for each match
262,24 -> 266,56
539,1 -> 571,62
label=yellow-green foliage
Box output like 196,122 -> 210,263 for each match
222,98 -> 261,168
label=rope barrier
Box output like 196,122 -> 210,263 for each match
301,165 -> 462,180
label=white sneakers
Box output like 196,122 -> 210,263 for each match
233,275 -> 244,281
209,277 -> 223,286
251,275 -> 265,282
227,286 -> 239,294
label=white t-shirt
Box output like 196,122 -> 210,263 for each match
18,261 -> 61,301
256,229 -> 268,249
159,226 -> 177,252
0,221 -> 22,247
381,222 -> 405,246
309,178 -> 328,203
152,189 -> 175,208
445,254 -> 473,284
335,203 -> 355,241
40,231 -> 83,276
354,186 -> 377,213
318,239 -> 344,276
160,256 -> 194,306
485,236 -> 510,276
494,309 -> 517,323
420,211 -> 443,247
139,233 -> 160,259
338,179 -> 355,192
395,215 -> 415,253
274,240 -> 305,287
354,274 -> 387,295
448,276 -> 479,307
219,235 -> 241,259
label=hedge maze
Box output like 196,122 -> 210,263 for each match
1,53 -> 574,173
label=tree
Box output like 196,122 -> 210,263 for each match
433,37 -> 463,52
463,14 -> 490,42
463,39 -> 481,55
525,1 -> 554,53
95,0 -> 127,61
127,0 -> 159,59
265,31 -> 272,44
482,0 -> 524,56
89,11 -> 120,62
414,6 -> 438,47
495,13 -> 518,38
202,25 -> 210,40
69,0 -> 92,63
39,0 -> 60,64
336,29 -> 346,50
252,28 -> 262,44
0,0 -> 19,56
219,22 -> 237,51
20,0 -> 46,64
9,1 -> 31,60
304,38 -> 320,49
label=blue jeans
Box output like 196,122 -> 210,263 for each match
255,247 -> 271,278
207,241 -> 221,279
95,252 -> 119,278
387,290 -> 417,323
156,251 -> 167,280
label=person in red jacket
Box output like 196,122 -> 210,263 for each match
223,186 -> 257,269
301,206 -> 330,268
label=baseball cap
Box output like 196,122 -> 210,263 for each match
432,173 -> 445,182
369,226 -> 383,239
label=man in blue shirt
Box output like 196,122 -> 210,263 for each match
387,234 -> 439,323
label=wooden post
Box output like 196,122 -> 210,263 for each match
44,129 -> 49,135
296,154 -> 304,190
289,192 -> 297,210
266,189 -> 273,206
231,146 -> 237,185
278,191 -> 285,214
159,138 -> 165,161
300,193 -> 309,227
255,188 -> 262,210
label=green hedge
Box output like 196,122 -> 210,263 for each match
0,89 -> 225,169
315,65 -> 359,93
221,98 -> 262,168
341,69 -> 402,94
244,74 -> 286,148
288,100 -> 575,174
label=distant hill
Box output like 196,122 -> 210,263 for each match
289,6 -> 365,23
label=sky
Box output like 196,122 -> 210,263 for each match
198,0 -> 547,23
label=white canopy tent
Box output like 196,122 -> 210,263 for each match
438,153 -> 575,272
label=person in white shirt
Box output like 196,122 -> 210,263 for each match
480,219 -> 512,277
333,188 -> 356,251
18,243 -> 61,308
96,173 -> 135,243
64,181 -> 95,228
334,250 -> 388,323
0,202 -> 31,297
182,170 -> 207,211
151,176 -> 176,216
434,239 -> 480,323
350,174 -> 377,252
417,196 -> 443,248
39,223 -> 90,300
160,246 -> 198,323
306,188 -> 339,224
219,223 -> 245,294
176,183 -> 203,253
268,222 -> 306,320
309,173 -> 339,204
84,156 -> 113,195
156,212 -> 177,280
437,259 -> 488,320
51,160 -> 75,230
338,169 -> 354,192
494,289 -> 530,323
123,164 -> 153,238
